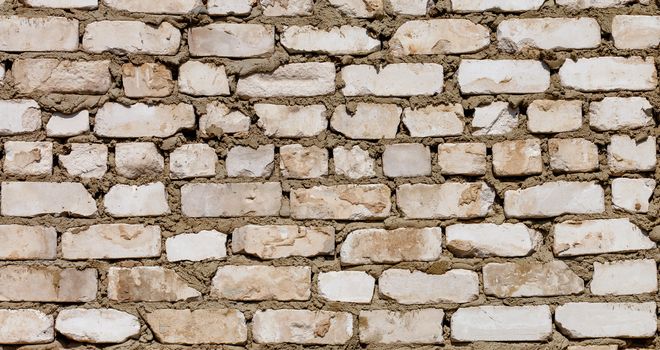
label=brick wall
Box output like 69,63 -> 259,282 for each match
0,0 -> 658,349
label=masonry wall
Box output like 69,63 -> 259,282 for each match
0,0 -> 658,349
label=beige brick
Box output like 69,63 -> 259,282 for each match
0,225 -> 57,260
331,103 -> 401,139
232,225 -> 335,259
25,0 -> 98,8
446,223 -> 542,257
114,142 -> 164,179
555,302 -> 656,338
104,182 -> 170,217
403,104 -> 464,137
397,182 -> 494,219
612,15 -> 660,49
55,309 -> 140,344
451,0 -> 544,12
0,266 -> 96,302
591,259 -> 658,296
107,267 -> 201,302
201,102 -> 251,135
527,100 -> 583,133
169,144 -> 217,179
261,0 -> 312,15
340,227 -> 442,265
472,102 -> 519,136
498,18 -> 600,52
1,182 -> 96,217
483,261 -> 584,297
458,59 -> 550,94
437,143 -> 487,176
237,62 -> 335,97
280,144 -> 328,179
62,224 -> 161,260
329,0 -> 382,17
0,16 -> 78,52
83,21 -> 180,54
318,271 -> 375,303
612,178 -> 655,213
166,230 -> 227,262
333,146 -> 376,179
255,104 -> 327,138
559,57 -> 657,92
3,141 -> 53,176
553,219 -> 655,256
13,59 -> 111,94
59,143 -> 108,179
211,265 -> 310,301
46,110 -> 89,138
252,310 -> 353,344
589,97 -> 653,131
95,102 -> 195,138
451,306 -> 552,341
207,0 -> 254,14
608,135 -> 656,174
178,61 -> 230,96
379,269 -> 479,304
558,0 -> 645,8
0,309 -> 54,344
387,0 -> 429,15
189,23 -> 274,57
341,63 -> 443,96
103,0 -> 202,13
382,143 -> 431,178
122,63 -> 173,98
181,182 -> 282,217
549,138 -> 599,173
504,181 -> 604,218
390,19 -> 490,55
226,145 -> 275,177
492,139 -> 542,176
290,184 -> 391,220
359,309 -> 444,344
145,309 -> 247,344
281,25 -> 380,55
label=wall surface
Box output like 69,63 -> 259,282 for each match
0,0 -> 658,349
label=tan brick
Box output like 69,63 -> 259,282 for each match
55,309 -> 140,344
341,63 -> 443,96
591,259 -> 658,296
379,269 -> 479,304
527,100 -> 583,133
252,309 -> 353,344
382,143 -> 431,178
0,266 -> 96,302
3,141 -> 53,176
608,135 -> 656,174
201,102 -> 251,135
280,144 -> 328,179
25,0 -> 98,8
504,181 -> 604,218
103,0 -> 202,14
114,142 -> 164,179
340,227 -> 442,265
559,56 -> 657,92
329,0 -> 382,17
0,100 -> 43,136
178,61 -> 230,96
612,178 -> 655,213
145,309 -> 247,345
189,23 -> 274,57
403,104 -> 464,137
555,302 -> 656,338
498,18 -> 600,52
318,271 -> 375,303
612,15 -> 660,49
331,103 -> 401,140
181,182 -> 282,217
281,25 -> 380,55
553,218 -> 655,256
451,0 -> 544,12
558,0 -> 645,8
103,182 -> 170,217
0,16 -> 78,52
549,138 -> 599,173
451,306 -> 552,341
95,102 -> 195,138
107,267 -> 201,302
472,102 -> 519,136
397,182 -> 494,219
169,144 -> 217,179
59,143 -> 108,179
437,143 -> 487,176
290,184 -> 391,220
232,225 -> 335,259
1,182 -> 96,217
0,309 -> 54,344
333,146 -> 376,179
207,0 -> 254,15
46,110 -> 89,138
446,223 -> 542,257
166,230 -> 227,262
255,104 -> 327,138
483,261 -> 584,297
458,60 -> 550,94
589,97 -> 653,131
83,21 -> 180,54
390,19 -> 490,55
226,145 -> 275,177
237,62 -> 335,97
211,265 -> 310,301
62,224 -> 161,260
359,309 -> 444,344
0,225 -> 57,260
261,0 -> 312,15
122,63 -> 174,98
492,139 -> 543,176
13,59 -> 111,94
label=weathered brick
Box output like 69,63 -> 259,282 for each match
437,143 -> 487,176
226,145 -> 275,177
3,141 -> 53,176
611,178 -> 655,213
169,144 -> 217,179
104,182 -> 170,217
549,138 -> 599,173
237,62 -> 335,97
211,265 -> 310,301
492,139 -> 543,176
359,309 -> 444,344
261,0 -> 312,16
232,225 -> 335,259
333,146 -> 376,179
341,63 -> 443,96
390,19 -> 490,55
0,266 -> 96,302
403,104 -> 464,137
207,0 -> 254,15
483,261 -> 584,297
458,59 -> 550,94
318,271 -> 375,303
612,15 -> 660,49
498,18 -> 600,52
555,302 -> 656,338
24,0 -> 98,8
0,16 -> 78,52
290,184 -> 391,220
331,103 -> 401,139
46,110 -> 89,138
166,230 -> 227,262
329,0 -> 382,17
397,182 -> 495,219
201,102 -> 251,135
340,227 -> 442,265
504,181 -> 604,218
451,306 -> 552,341
1,182 -> 96,217
472,102 -> 519,136
387,0 -> 429,15
189,23 -> 274,57
178,61 -> 230,96
527,100 -> 583,133
252,310 -> 353,344
281,25 -> 380,55
280,144 -> 328,179
591,259 -> 658,296
0,309 -> 54,344
107,267 -> 201,302
559,57 -> 657,91
379,269 -> 479,304
382,143 -> 432,178
59,143 -> 108,179
0,225 -> 57,260
122,63 -> 173,98
103,0 -> 202,14
181,182 -> 282,217
12,59 -> 111,94
0,100 -> 41,135
114,142 -> 164,179
95,102 -> 195,138
450,0 -> 544,12
607,135 -> 656,174
446,223 -> 542,257
557,0 -> 645,8
553,218 -> 655,256
83,21 -> 180,54
62,224 -> 161,260
147,309 -> 247,345
55,309 -> 140,344
589,97 -> 653,131
255,104 -> 327,138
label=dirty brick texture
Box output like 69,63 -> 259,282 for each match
0,0 -> 659,349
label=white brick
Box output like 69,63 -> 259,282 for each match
318,271 -> 374,303
359,309 -> 444,344
397,182 -> 495,219
255,104 -> 327,138
451,306 -> 552,342
331,103 -> 401,139
178,61 -> 230,96
145,309 -> 247,345
450,0 -> 544,12
340,227 -> 442,265
608,135 -> 656,174
290,184 -> 391,220
390,19 -> 490,55
189,23 -> 273,57
103,0 -> 202,14
55,309 -> 140,344
0,309 -> 54,344
261,0 -> 312,16
0,100 -> 41,135
498,18 -> 600,52
446,223 -> 542,257
226,145 -> 275,177
181,182 -> 282,217
3,141 -> 52,176
404,104 -> 464,137
483,261 -> 584,297
24,0 -> 98,8
437,143 -> 487,176
458,59 -> 550,94
555,302 -> 657,338
612,178 -> 655,213
333,146 -> 376,179
253,310 -> 352,345
232,225 -> 334,259
341,63 -> 443,96
382,143 -> 431,177
0,266 -> 97,302
12,59 -> 112,94
472,102 -> 519,136
559,57 -> 657,92
107,267 -> 200,302
553,218 -> 655,256
504,181 -> 604,218
387,0 -> 429,15
95,102 -> 195,138
237,62 -> 335,97
281,25 -> 379,55
200,102 -> 251,136
591,259 -> 658,296
46,110 -> 90,138
166,230 -> 227,262
379,269 -> 479,304
557,0 -> 645,8
280,144 -> 328,179
329,0 -> 382,17
1,182 -> 96,217
0,225 -> 57,260
492,139 -> 543,176
83,21 -> 180,54
207,0 -> 254,15
115,142 -> 164,179
62,224 -> 161,260
589,97 -> 653,131
211,265 -> 310,301
549,138 -> 599,173
122,63 -> 173,98
527,100 -> 583,133
104,182 -> 170,217
59,143 -> 108,179
612,15 -> 660,49
0,16 -> 78,52
169,144 -> 217,179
